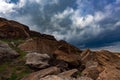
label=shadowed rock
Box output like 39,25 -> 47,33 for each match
0,41 -> 19,64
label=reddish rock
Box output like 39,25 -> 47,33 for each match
21,67 -> 60,80
29,30 -> 42,37
114,53 -> 120,58
80,49 -> 120,80
18,37 -> 59,53
0,18 -> 30,39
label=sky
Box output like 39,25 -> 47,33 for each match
0,0 -> 120,52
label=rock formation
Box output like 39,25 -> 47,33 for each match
0,17 -> 120,80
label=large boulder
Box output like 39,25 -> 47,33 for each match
21,69 -> 78,80
58,69 -> 78,77
76,77 -> 93,80
40,75 -> 75,80
25,52 -> 50,69
0,41 -> 19,63
40,75 -> 93,80
21,67 -> 60,80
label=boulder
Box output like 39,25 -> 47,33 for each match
0,41 -> 19,63
21,67 -> 60,80
25,52 -> 50,69
58,69 -> 78,77
76,76 -> 93,80
40,75 -> 75,80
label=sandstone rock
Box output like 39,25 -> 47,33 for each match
19,37 -> 59,53
76,76 -> 93,80
54,49 -> 81,67
41,34 -> 56,40
39,75 -> 93,80
29,30 -> 42,37
80,49 -> 120,80
26,52 -> 50,68
19,37 -> 82,69
21,67 -> 60,80
115,53 -> 120,58
58,40 -> 82,54
40,75 -> 75,80
0,41 -> 19,63
1,17 -> 120,80
18,37 -> 82,54
0,18 -> 30,39
58,69 -> 78,77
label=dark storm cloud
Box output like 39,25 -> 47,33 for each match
12,0 -> 77,33
0,0 -> 120,51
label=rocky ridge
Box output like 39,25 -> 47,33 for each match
0,17 -> 120,80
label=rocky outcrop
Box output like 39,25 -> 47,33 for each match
80,49 -> 120,80
115,53 -> 120,58
0,41 -> 19,64
0,17 -> 120,80
0,17 -> 30,39
18,37 -> 59,53
40,75 -> 74,80
25,52 -> 50,69
0,17 -> 57,40
19,38 -> 82,66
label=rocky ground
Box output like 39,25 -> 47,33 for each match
0,17 -> 120,80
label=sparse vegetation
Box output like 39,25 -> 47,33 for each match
0,39 -> 33,80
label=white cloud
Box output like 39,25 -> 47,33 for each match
71,13 -> 94,28
0,0 -> 26,14
53,8 -> 74,19
115,21 -> 120,27
0,0 -> 15,13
